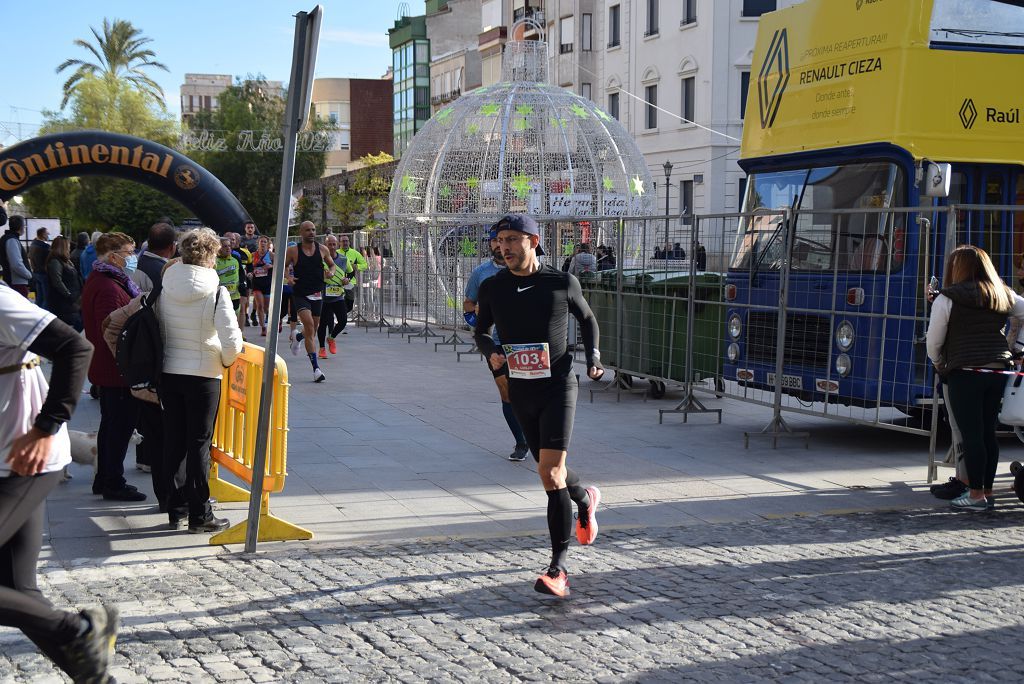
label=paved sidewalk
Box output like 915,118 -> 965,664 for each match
4,509 -> 1024,682
45,322 -> 986,562
5,322 -> 1024,682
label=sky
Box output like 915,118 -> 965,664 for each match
0,0 -> 424,146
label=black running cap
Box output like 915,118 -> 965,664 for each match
490,214 -> 545,256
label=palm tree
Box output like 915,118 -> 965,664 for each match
56,18 -> 169,109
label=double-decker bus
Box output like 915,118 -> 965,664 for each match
726,0 -> 1024,418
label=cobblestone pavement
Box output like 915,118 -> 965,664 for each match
4,506 -> 1024,683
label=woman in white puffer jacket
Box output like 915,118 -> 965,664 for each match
159,228 -> 243,534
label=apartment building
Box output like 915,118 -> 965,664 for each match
179,74 -> 284,124
426,0 -> 483,115
311,78 -> 394,177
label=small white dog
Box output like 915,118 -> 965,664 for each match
68,429 -> 98,466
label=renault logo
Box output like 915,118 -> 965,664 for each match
758,29 -> 790,129
959,98 -> 978,129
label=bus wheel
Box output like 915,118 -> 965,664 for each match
649,380 -> 666,399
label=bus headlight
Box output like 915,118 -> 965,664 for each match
728,314 -> 742,340
835,321 -> 855,351
835,353 -> 852,377
727,343 -> 740,361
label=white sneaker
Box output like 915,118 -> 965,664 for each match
313,368 -> 326,383
289,337 -> 300,356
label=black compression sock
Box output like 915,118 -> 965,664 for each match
565,467 -> 590,511
546,488 -> 572,573
308,352 -> 319,370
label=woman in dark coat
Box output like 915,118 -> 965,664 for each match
45,236 -> 83,331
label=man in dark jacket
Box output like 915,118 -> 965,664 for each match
69,232 -> 90,277
127,221 -> 177,492
0,215 -> 33,296
28,227 -> 51,310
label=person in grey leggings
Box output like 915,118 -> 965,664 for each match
1,283 -> 118,681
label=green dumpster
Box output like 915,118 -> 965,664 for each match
644,272 -> 724,385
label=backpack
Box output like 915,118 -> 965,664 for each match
115,285 -> 164,392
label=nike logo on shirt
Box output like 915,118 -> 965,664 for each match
517,286 -> 534,292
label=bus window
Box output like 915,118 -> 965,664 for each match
981,174 -> 1004,256
1014,175 -> 1024,293
732,162 -> 905,272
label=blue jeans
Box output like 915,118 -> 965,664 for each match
30,273 -> 48,310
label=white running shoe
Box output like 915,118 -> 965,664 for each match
289,337 -> 300,356
313,368 -> 326,383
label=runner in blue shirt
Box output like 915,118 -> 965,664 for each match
464,227 -> 529,462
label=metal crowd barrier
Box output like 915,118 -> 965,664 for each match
375,206 -> 1024,479
208,342 -> 311,545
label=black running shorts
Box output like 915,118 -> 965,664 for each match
508,374 -> 578,459
292,293 -> 323,317
252,276 -> 272,295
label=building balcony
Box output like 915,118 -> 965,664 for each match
512,6 -> 544,26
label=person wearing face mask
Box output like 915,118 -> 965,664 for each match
81,232 -> 145,501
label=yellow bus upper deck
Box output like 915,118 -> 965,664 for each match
742,0 -> 1024,168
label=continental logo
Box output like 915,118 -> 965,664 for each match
758,28 -> 790,129
0,141 -> 176,192
174,165 -> 200,190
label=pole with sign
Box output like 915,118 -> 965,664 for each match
244,5 -> 322,554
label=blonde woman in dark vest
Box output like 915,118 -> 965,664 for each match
927,245 -> 1024,511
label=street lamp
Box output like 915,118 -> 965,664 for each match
662,160 -> 673,247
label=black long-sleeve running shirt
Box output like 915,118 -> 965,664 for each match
474,265 -> 601,380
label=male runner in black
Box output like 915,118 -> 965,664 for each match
286,221 -> 334,383
474,213 -> 604,598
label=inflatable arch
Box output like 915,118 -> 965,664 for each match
0,131 -> 251,232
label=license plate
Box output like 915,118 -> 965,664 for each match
767,373 -> 803,390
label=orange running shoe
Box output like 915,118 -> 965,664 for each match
318,347 -> 328,359
328,338 -> 337,355
534,568 -> 570,598
575,486 -> 601,545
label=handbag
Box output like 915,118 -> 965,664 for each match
998,373 -> 1024,425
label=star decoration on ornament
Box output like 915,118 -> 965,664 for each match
439,184 -> 452,198
466,177 -> 480,190
512,116 -> 531,132
562,242 -> 576,257
550,117 -> 569,129
595,108 -> 613,122
480,103 -> 501,117
629,176 -> 645,196
603,176 -> 615,191
466,122 -> 480,135
570,103 -> 590,118
401,174 -> 417,196
459,237 -> 477,257
516,105 -> 534,116
511,174 -> 532,199
435,107 -> 455,124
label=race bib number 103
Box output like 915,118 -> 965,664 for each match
503,342 -> 552,379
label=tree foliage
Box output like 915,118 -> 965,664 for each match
327,153 -> 395,233
22,74 -> 186,240
188,79 -> 327,235
56,18 -> 168,109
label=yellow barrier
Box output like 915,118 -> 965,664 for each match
207,342 -> 312,545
